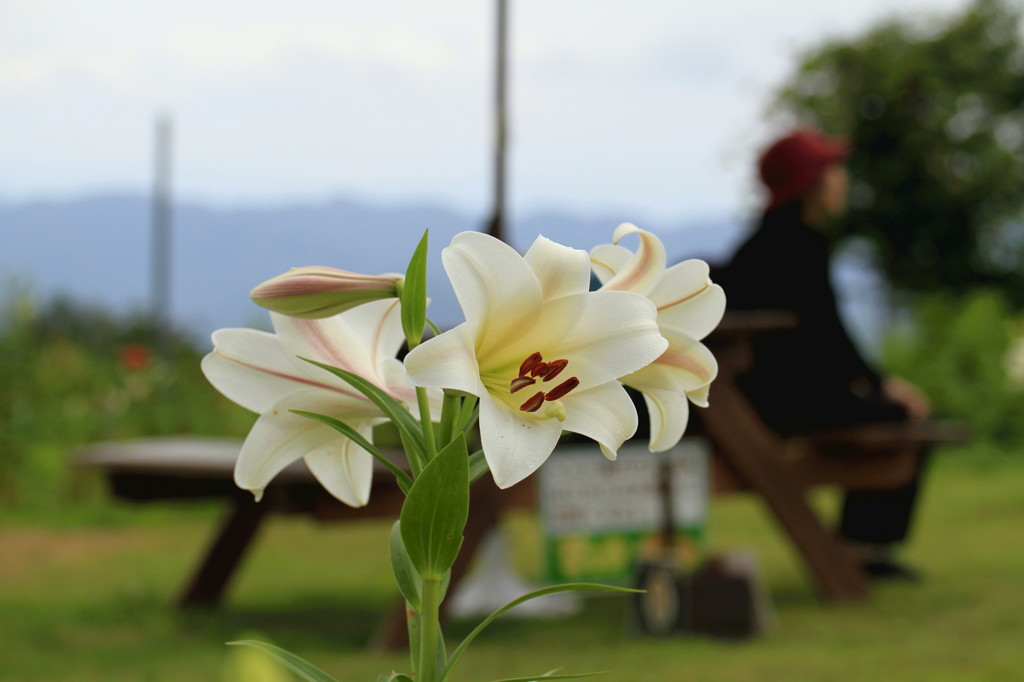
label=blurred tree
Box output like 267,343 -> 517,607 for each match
773,0 -> 1024,304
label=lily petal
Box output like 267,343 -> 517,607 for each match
478,392 -> 564,489
601,223 -> 667,296
649,261 -> 727,340
559,381 -> 639,459
687,383 -> 711,408
331,298 -> 406,369
624,329 -> 718,394
404,323 -> 482,396
442,231 -> 542,343
271,312 -> 377,380
378,356 -> 424,408
303,420 -> 376,507
524,235 -> 591,301
202,328 -> 358,413
589,243 -> 632,285
639,386 -> 691,452
233,393 -> 340,500
532,290 -> 668,388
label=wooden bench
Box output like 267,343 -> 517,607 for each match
700,312 -> 969,601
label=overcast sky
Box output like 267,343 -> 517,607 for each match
1,0 -> 974,222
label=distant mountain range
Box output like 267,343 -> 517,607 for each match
0,193 -> 886,352
0,194 -> 749,341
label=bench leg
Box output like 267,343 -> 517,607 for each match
701,376 -> 870,601
716,453 -> 870,601
759,483 -> 870,601
177,497 -> 271,607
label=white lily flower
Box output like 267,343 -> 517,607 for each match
404,231 -> 668,489
591,223 -> 726,452
201,298 -> 420,506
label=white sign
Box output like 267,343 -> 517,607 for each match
539,439 -> 709,535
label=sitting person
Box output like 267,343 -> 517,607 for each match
716,128 -> 931,580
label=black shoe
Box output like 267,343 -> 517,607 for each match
862,558 -> 922,582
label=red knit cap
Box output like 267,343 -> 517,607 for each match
759,129 -> 849,209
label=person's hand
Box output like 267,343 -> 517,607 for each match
883,376 -> 931,420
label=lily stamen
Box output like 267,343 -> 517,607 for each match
520,391 -> 546,413
542,359 -> 568,382
545,377 -> 579,401
514,352 -> 577,409
510,376 -> 536,393
519,352 -> 543,377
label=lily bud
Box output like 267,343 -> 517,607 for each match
250,266 -> 402,318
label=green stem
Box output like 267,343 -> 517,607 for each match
416,386 -> 438,462
438,392 -> 460,448
457,395 -> 479,433
418,578 -> 442,682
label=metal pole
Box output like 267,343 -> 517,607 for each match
486,0 -> 509,243
151,114 -> 173,357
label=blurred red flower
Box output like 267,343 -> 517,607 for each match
119,344 -> 152,371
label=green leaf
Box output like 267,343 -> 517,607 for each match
300,358 -> 425,457
401,230 -> 429,348
485,671 -> 607,682
389,521 -> 421,610
442,584 -> 641,681
405,605 -> 421,675
377,674 -> 415,682
468,449 -> 490,484
226,640 -> 338,682
400,434 -> 470,580
435,623 -> 448,673
292,411 -> 413,494
398,427 -> 426,478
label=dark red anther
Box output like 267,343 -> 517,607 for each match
519,352 -> 544,377
544,377 -> 580,401
542,359 -> 568,382
519,391 -> 545,413
530,362 -> 550,378
510,376 -> 536,394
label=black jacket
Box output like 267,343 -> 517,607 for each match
717,202 -> 904,433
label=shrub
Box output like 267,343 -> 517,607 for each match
0,286 -> 254,511
882,289 -> 1024,459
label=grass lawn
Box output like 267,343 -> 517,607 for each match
1,453 -> 1021,681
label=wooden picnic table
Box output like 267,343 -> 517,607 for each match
74,435 -> 533,648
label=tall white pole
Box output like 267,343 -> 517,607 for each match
486,0 -> 509,243
151,114 -> 173,356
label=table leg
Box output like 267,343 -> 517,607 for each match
177,496 -> 271,607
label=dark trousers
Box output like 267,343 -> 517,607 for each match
749,386 -> 929,547
838,449 -> 930,546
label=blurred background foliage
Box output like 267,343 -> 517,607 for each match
773,0 -> 1024,464
882,289 -> 1024,459
774,0 -> 1024,304
0,281 -> 254,512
